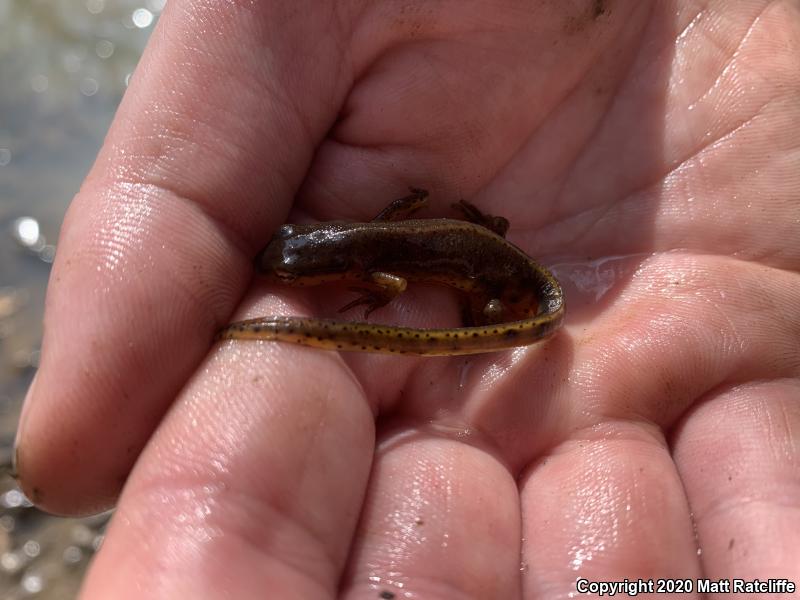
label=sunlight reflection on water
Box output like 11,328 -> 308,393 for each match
0,1 -> 159,597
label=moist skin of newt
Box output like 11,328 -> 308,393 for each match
217,188 -> 565,356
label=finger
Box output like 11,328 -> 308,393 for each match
520,424 -> 702,598
340,433 -> 521,599
672,379 -> 800,579
559,254 -> 800,433
81,317 -> 375,599
15,0 -> 351,514
416,252 -> 799,595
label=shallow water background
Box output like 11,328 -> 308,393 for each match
0,1 -> 159,597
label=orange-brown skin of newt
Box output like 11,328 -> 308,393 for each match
218,191 -> 565,355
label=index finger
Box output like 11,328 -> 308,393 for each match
15,0 -> 349,514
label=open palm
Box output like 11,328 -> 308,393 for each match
16,1 -> 799,598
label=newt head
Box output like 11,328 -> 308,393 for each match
254,223 -> 351,284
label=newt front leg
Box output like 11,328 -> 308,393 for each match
338,272 -> 407,317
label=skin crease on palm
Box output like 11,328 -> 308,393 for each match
10,0 -> 800,597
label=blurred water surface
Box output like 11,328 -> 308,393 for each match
0,1 -> 159,597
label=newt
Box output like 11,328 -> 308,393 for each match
217,188 -> 564,355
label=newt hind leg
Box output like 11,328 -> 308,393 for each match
460,293 -> 509,326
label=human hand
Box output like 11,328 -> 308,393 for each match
16,1 -> 800,597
